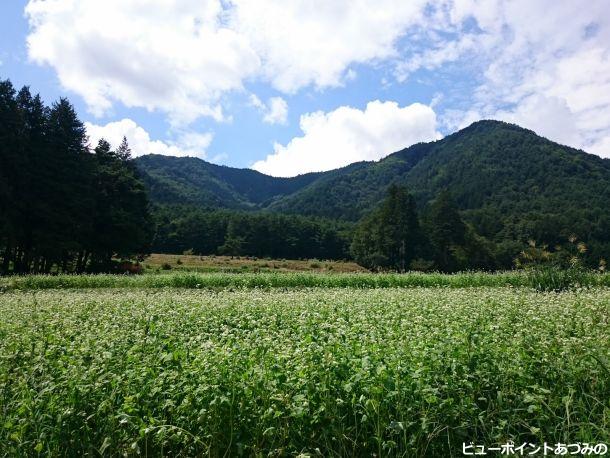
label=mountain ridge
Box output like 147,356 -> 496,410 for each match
134,120 -> 610,248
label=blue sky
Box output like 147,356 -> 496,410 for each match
2,1 -> 609,176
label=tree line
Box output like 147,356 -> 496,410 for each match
350,185 -> 496,272
152,206 -> 351,260
122,186 -> 610,272
149,187 -> 497,273
0,80 -> 151,274
150,186 -> 512,272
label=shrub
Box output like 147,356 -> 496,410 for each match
517,237 -> 596,291
526,265 -> 590,292
409,258 -> 435,272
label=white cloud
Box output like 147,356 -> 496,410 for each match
229,0 -> 428,92
249,94 -> 288,124
85,119 -> 212,159
252,101 -> 440,177
24,0 -> 610,159
395,34 -> 480,82
423,0 -> 610,157
263,97 -> 288,125
248,94 -> 265,110
25,0 -> 260,124
25,0 -> 427,123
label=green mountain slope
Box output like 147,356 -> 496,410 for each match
403,121 -> 610,243
135,120 -> 610,246
266,142 -> 433,219
268,121 -> 610,221
135,154 -> 322,209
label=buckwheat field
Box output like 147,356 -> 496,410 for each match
1,283 -> 609,456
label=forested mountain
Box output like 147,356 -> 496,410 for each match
137,121 -> 610,233
136,154 -> 322,209
264,121 -> 610,223
264,144 -> 430,220
136,120 -> 610,267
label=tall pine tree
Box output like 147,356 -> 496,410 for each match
0,81 -> 21,273
426,190 -> 495,272
351,185 -> 421,271
0,79 -> 153,274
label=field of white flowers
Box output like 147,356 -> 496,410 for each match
1,287 -> 609,456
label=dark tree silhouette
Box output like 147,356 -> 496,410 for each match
0,79 -> 152,274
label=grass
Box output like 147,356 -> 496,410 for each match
2,269 -> 610,292
1,287 -> 609,456
142,253 -> 366,273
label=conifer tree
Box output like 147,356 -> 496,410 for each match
351,185 -> 421,271
428,190 -> 466,271
0,79 -> 152,273
117,136 -> 132,161
14,87 -> 48,272
0,80 -> 20,273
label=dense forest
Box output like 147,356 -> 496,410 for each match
352,186 -> 497,272
152,206 -> 351,260
2,77 -> 610,273
0,80 -> 151,273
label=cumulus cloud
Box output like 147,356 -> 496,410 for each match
252,101 -> 440,177
25,0 -> 426,123
25,0 -> 260,124
85,119 -> 212,158
229,0 -> 427,92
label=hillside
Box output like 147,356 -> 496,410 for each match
135,120 -> 610,246
267,122 -> 610,219
135,154 -> 322,209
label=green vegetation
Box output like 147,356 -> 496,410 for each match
266,121 -> 610,235
2,60 -> 609,458
0,80 -> 151,274
351,184 -> 422,271
135,153 -> 322,210
137,121 -> 610,269
1,287 -> 608,456
143,254 -> 365,273
3,270 -> 610,291
351,186 -> 496,272
4,76 -> 610,273
153,206 -> 351,260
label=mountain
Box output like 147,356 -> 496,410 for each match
135,120 -> 610,246
135,154 -> 322,209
